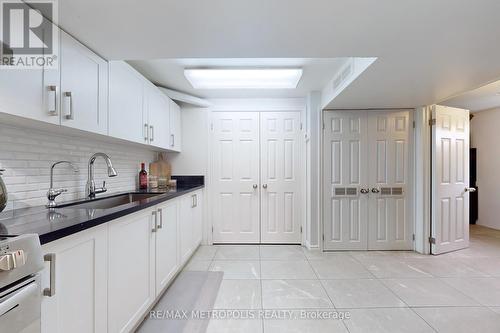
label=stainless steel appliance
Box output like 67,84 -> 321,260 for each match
0,234 -> 44,333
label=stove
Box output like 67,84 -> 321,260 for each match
0,234 -> 44,333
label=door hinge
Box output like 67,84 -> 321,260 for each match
300,226 -> 303,234
211,226 -> 214,234
322,234 -> 325,241
210,123 -> 214,132
429,236 -> 436,244
412,121 -> 416,129
429,119 -> 436,126
322,123 -> 325,130
412,234 -> 415,241
300,122 -> 303,130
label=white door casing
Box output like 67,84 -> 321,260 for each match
211,112 -> 261,243
323,110 -> 413,251
368,110 -> 413,250
323,111 -> 368,250
260,112 -> 302,243
431,105 -> 470,254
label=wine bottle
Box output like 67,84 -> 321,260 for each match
139,162 -> 148,190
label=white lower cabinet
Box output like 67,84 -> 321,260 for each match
41,224 -> 108,333
179,190 -> 203,265
40,191 -> 203,333
155,200 -> 179,295
108,209 -> 156,333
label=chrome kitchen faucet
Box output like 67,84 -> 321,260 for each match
86,153 -> 118,198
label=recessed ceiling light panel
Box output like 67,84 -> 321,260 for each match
184,68 -> 303,89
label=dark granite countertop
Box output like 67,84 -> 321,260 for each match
0,176 -> 204,245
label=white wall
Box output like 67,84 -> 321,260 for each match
471,108 -> 500,230
0,123 -> 155,211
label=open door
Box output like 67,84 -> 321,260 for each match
431,105 -> 472,254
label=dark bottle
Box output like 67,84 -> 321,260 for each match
139,162 -> 148,190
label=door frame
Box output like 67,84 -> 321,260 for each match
320,108 -> 417,252
206,99 -> 307,245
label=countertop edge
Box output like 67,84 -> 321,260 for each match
38,185 -> 204,245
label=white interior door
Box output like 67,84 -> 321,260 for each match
260,112 -> 302,243
323,111 -> 369,250
211,112 -> 260,243
431,105 -> 470,254
368,110 -> 413,250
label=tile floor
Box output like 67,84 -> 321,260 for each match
182,225 -> 500,332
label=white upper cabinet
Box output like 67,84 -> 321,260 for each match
146,86 -> 171,149
0,12 -> 60,125
60,32 -> 108,134
109,61 -> 147,144
169,99 -> 182,152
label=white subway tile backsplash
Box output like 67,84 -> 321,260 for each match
0,123 -> 156,211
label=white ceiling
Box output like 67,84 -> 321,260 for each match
441,80 -> 500,112
128,58 -> 347,98
57,0 -> 500,108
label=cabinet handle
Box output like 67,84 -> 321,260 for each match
170,134 -> 174,147
191,195 -> 196,208
43,253 -> 56,297
371,188 -> 380,194
63,92 -> 73,120
47,86 -> 57,116
157,208 -> 163,229
152,210 -> 157,232
144,124 -> 149,142
262,184 -> 268,189
150,125 -> 154,142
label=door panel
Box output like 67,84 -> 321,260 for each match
431,105 -> 470,254
212,112 -> 260,243
323,111 -> 369,250
60,32 -> 108,134
368,110 -> 413,250
260,112 -> 302,243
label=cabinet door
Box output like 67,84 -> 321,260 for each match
192,191 -> 203,247
60,32 -> 108,134
179,194 -> 194,265
147,87 -> 170,149
41,225 -> 108,333
0,14 -> 60,125
109,61 -> 147,144
155,200 -> 178,295
169,99 -> 182,152
108,210 -> 155,333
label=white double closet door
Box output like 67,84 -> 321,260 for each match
323,110 -> 413,251
211,111 -> 302,244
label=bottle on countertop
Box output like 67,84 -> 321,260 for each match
139,162 -> 148,190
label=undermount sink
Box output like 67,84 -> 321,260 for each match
55,193 -> 162,210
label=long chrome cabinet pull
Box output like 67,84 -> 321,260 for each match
144,124 -> 149,142
157,208 -> 163,229
43,253 -> 56,297
47,86 -> 58,115
152,210 -> 157,232
64,92 -> 73,119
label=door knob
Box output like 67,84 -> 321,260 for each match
253,184 -> 258,189
465,187 -> 476,193
262,184 -> 268,189
371,188 -> 380,194
360,188 -> 369,194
